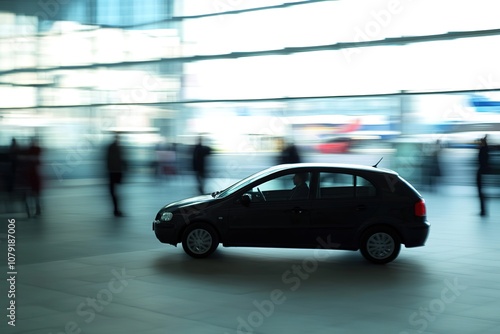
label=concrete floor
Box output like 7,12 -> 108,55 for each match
1,175 -> 500,334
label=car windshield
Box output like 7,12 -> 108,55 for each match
214,167 -> 279,198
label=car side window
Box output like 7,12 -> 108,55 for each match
318,172 -> 354,199
355,176 -> 377,197
318,172 -> 376,199
251,173 -> 310,201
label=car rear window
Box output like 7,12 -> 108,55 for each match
378,173 -> 421,198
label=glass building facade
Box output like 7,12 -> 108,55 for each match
1,0 -> 500,178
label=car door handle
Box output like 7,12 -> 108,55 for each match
292,207 -> 305,214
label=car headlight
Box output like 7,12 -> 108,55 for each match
160,212 -> 173,222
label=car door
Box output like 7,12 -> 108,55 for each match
309,171 -> 379,248
226,172 -> 313,247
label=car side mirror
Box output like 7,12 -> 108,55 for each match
241,193 -> 252,206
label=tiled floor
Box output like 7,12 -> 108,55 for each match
1,176 -> 499,334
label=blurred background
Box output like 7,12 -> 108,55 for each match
1,0 -> 500,193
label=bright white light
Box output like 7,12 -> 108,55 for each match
182,0 -> 500,99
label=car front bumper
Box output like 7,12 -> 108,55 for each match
152,220 -> 179,245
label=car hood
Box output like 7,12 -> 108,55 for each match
162,194 -> 216,211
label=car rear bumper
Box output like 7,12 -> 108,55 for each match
152,220 -> 179,245
401,220 -> 430,247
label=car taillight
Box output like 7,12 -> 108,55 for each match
414,199 -> 426,217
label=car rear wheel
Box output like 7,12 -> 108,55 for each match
360,227 -> 401,264
182,223 -> 219,258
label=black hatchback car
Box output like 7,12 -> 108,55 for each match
152,163 -> 429,264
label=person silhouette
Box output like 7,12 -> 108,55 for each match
427,139 -> 443,192
476,135 -> 489,216
106,134 -> 126,217
26,137 -> 43,216
289,173 -> 309,200
278,140 -> 301,165
7,138 -> 19,194
192,136 -> 212,194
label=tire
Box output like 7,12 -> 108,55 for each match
360,227 -> 401,264
182,223 -> 219,258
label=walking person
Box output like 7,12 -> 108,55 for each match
26,137 -> 43,216
476,135 -> 490,216
7,138 -> 19,195
192,136 -> 212,194
427,139 -> 443,192
4,137 -> 22,213
106,134 -> 126,217
278,139 -> 301,165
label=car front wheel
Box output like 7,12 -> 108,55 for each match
360,227 -> 401,264
182,223 -> 219,258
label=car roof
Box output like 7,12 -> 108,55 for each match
268,162 -> 398,175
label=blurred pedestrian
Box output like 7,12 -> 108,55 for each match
427,139 -> 443,192
278,139 -> 301,165
476,135 -> 489,216
106,134 -> 126,217
192,136 -> 212,194
26,137 -> 42,216
7,138 -> 19,194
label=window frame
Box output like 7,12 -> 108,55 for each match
314,170 -> 378,200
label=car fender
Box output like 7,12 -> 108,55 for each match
179,219 -> 223,244
353,219 -> 404,247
